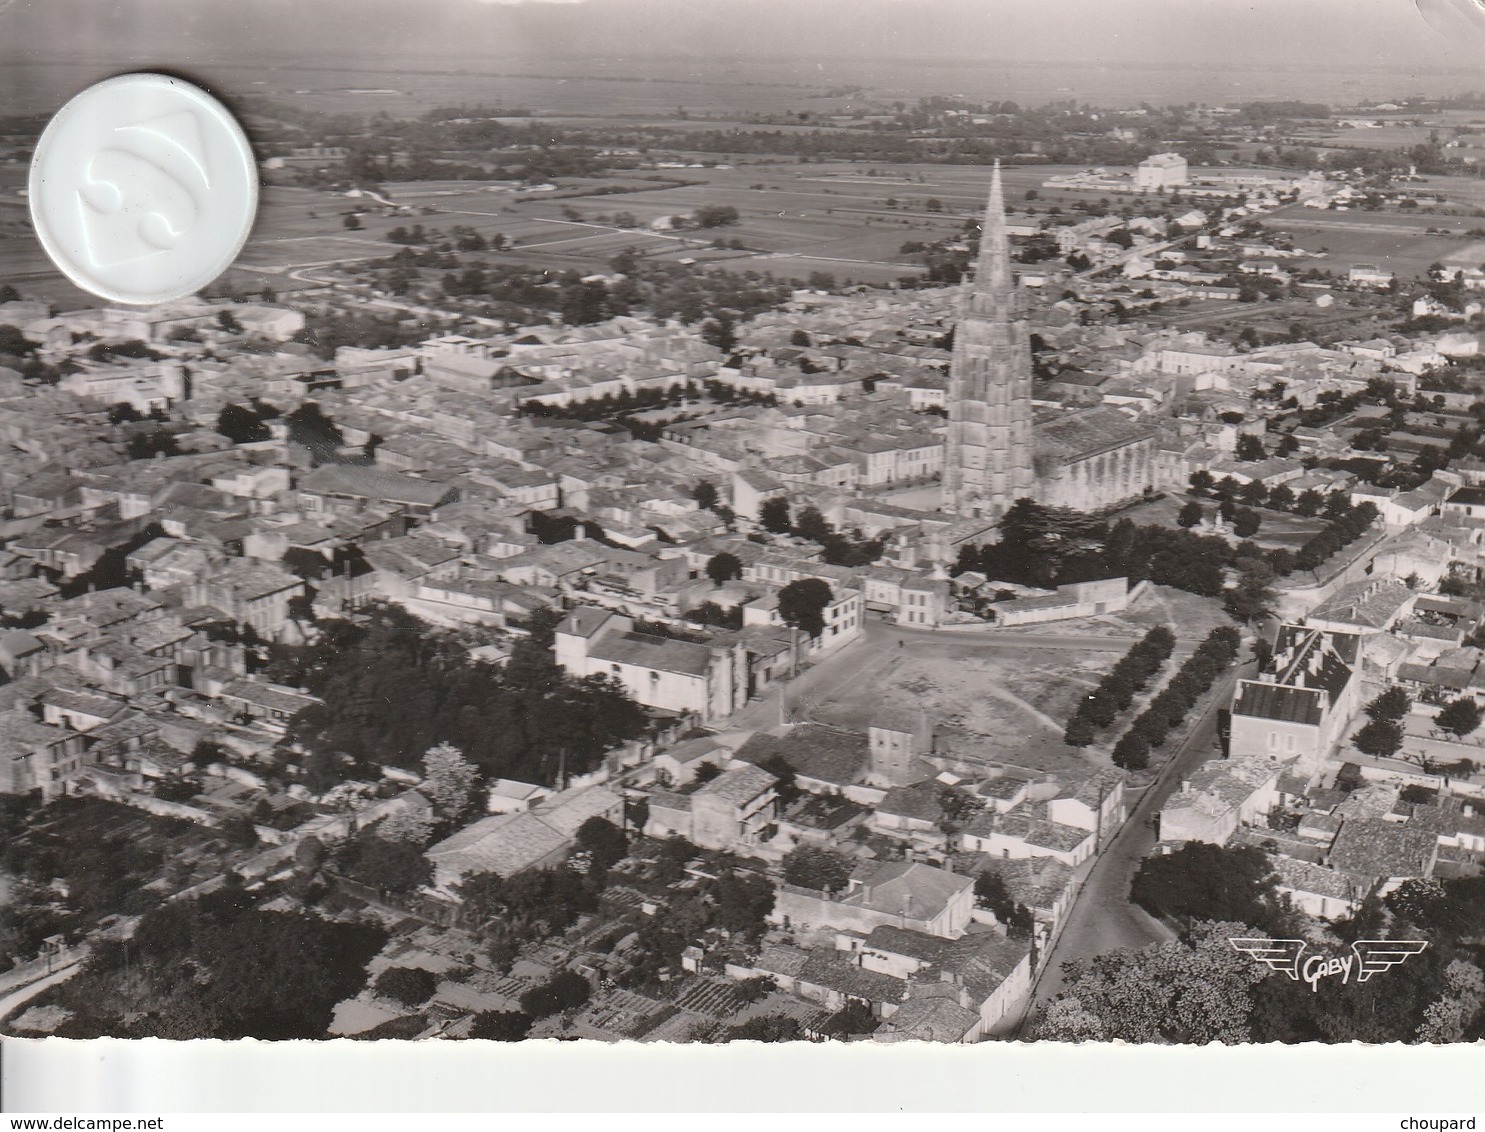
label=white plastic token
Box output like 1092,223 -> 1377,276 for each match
28,73 -> 258,306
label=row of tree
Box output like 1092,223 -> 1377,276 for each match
1063,626 -> 1176,747
1111,625 -> 1243,771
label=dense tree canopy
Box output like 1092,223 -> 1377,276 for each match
778,578 -> 834,639
50,889 -> 387,1039
782,845 -> 854,893
1131,843 -> 1291,933
1033,921 -> 1270,1044
283,605 -> 649,787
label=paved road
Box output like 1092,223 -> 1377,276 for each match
0,961 -> 83,1029
1016,659 -> 1254,1031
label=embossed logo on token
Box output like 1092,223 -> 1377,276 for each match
29,74 -> 258,306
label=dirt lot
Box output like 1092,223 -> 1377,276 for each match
803,633 -> 1124,778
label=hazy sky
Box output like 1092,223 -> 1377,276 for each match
3,0 -> 1483,77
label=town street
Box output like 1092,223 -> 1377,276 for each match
1015,658 -> 1253,1030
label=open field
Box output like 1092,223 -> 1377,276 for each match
1261,206 -> 1473,278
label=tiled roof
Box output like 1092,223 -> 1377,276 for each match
694,763 -> 776,806
1328,818 -> 1437,881
588,630 -> 715,678
733,724 -> 868,787
1034,407 -> 1155,463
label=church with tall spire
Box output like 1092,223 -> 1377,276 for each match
942,162 -> 1036,522
943,162 -> 1157,521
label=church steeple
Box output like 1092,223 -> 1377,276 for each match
974,159 -> 1013,298
942,160 -> 1036,522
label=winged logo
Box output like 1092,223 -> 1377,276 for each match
1229,937 -> 1306,980
1352,939 -> 1429,982
1229,937 -> 1428,991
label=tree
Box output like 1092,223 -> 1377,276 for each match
1176,500 -> 1204,529
1188,470 -> 1215,496
725,1015 -> 802,1042
1032,921 -> 1269,1045
1293,489 -> 1325,517
782,845 -> 854,893
1238,479 -> 1268,507
692,480 -> 719,511
759,496 -> 791,534
378,808 -> 437,846
1063,713 -> 1098,747
790,329 -> 812,347
69,894 -> 389,1039
1267,484 -> 1295,512
0,283 -> 19,303
216,403 -> 270,444
793,506 -> 834,544
1231,508 -> 1262,539
975,870 -> 1034,937
1111,729 -> 1149,771
701,314 -> 737,354
1131,844 -> 1283,930
519,970 -> 590,1019
1417,960 -> 1485,1043
1436,697 -> 1483,739
704,552 -> 743,587
421,742 -> 480,820
1224,561 -> 1276,624
374,966 -> 438,1007
1365,686 -> 1412,723
1236,434 -> 1266,462
217,309 -> 243,335
1354,717 -> 1405,759
294,835 -> 326,874
470,1011 -> 534,1041
575,816 -> 628,871
778,578 -> 833,639
343,213 -> 361,230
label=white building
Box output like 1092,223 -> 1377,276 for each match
1135,153 -> 1188,191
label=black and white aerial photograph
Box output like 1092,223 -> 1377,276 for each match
4,0 -> 1485,1052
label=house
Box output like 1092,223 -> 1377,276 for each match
1157,756 -> 1282,846
1327,817 -> 1438,891
1305,578 -> 1415,636
770,860 -> 975,939
189,560 -> 304,641
990,577 -> 1130,627
642,763 -> 778,852
553,608 -> 746,723
1272,856 -> 1365,920
298,465 -> 459,519
857,924 -> 1034,1037
651,735 -> 735,788
1229,625 -> 1362,772
0,709 -> 88,798
426,784 -> 623,890
959,803 -> 1097,867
